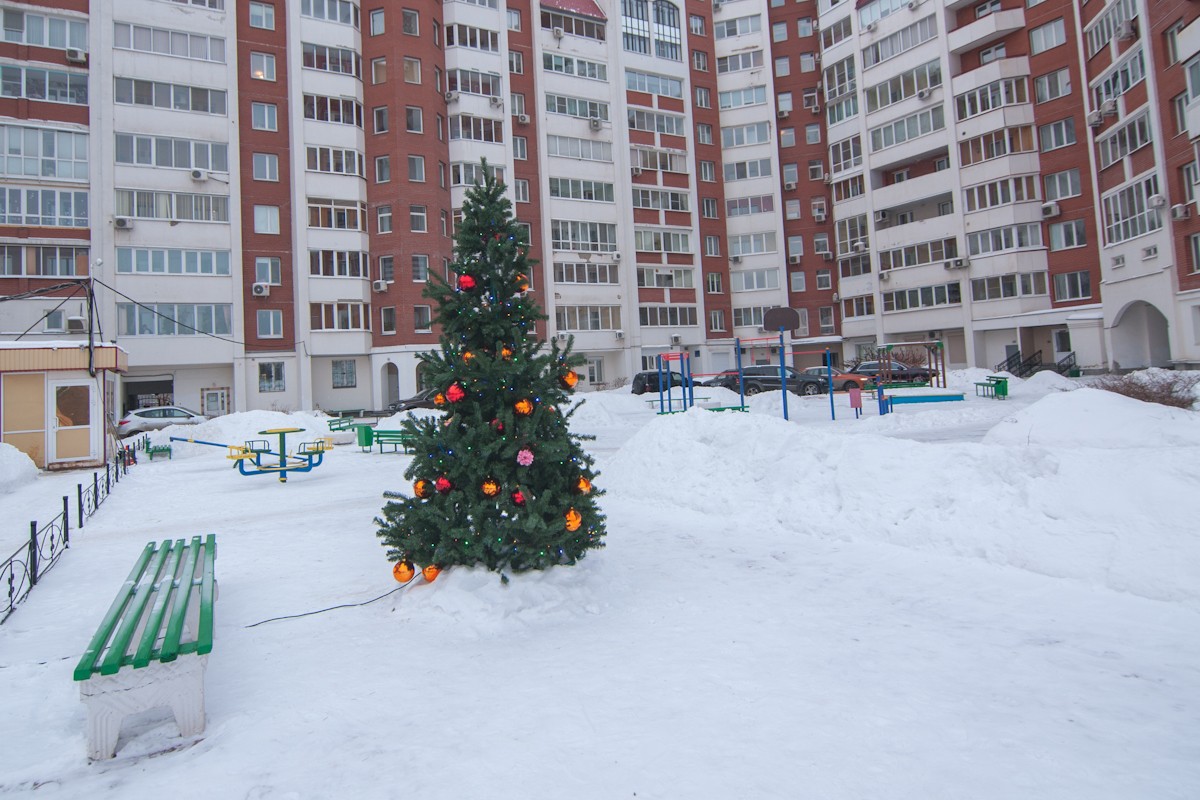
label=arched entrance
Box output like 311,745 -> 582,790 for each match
380,362 -> 399,406
1111,301 -> 1170,369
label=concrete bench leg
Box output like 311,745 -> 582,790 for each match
79,655 -> 208,760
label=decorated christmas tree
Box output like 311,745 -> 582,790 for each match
376,162 -> 606,577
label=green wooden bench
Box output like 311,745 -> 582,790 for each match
327,417 -> 357,432
146,444 -> 172,460
373,429 -> 417,453
74,534 -> 217,760
974,375 -> 1009,399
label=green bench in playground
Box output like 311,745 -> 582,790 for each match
372,428 -> 417,454
146,444 -> 172,460
327,416 -> 358,432
974,375 -> 1009,399
74,534 -> 217,760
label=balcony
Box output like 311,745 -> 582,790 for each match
871,171 -> 948,211
947,9 -> 1025,55
950,56 -> 1030,97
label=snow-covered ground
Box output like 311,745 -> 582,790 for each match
1,373 -> 1198,799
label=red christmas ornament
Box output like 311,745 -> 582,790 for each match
435,476 -> 452,494
458,274 -> 477,291
491,418 -> 505,433
447,383 -> 466,403
511,488 -> 526,506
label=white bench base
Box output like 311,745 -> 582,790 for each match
79,655 -> 208,760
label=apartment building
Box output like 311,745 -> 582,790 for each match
2,0 -> 1198,432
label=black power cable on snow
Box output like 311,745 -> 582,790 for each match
244,577 -> 422,628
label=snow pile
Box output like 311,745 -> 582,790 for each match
375,408 -> 438,430
0,442 -> 37,492
605,401 -> 1200,607
945,367 -> 1002,389
1023,369 -> 1078,392
146,410 -> 333,458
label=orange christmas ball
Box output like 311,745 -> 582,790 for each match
482,479 -> 500,497
414,479 -> 433,498
393,561 -> 415,583
422,564 -> 441,582
501,346 -> 513,360
560,370 -> 579,389
463,350 -> 475,362
516,273 -> 530,292
434,393 -> 447,406
576,476 -> 592,494
514,398 -> 534,416
565,508 -> 583,532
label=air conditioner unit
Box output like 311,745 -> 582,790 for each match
1100,99 -> 1117,116
553,26 -> 565,38
1171,203 -> 1191,220
865,20 -> 877,32
1148,193 -> 1168,209
670,333 -> 682,344
815,81 -> 823,92
823,174 -> 832,184
490,96 -> 504,107
114,216 -> 134,229
788,255 -> 802,264
879,271 -> 891,281
589,117 -> 603,131
1087,110 -> 1104,127
853,242 -> 866,253
65,47 -> 87,65
832,292 -> 840,301
632,166 -> 643,176
814,53 -> 822,64
916,88 -> 931,100
784,181 -> 797,190
66,315 -> 86,333
252,282 -> 271,297
812,105 -> 822,115
612,252 -> 622,261
556,332 -> 568,341
372,279 -> 389,292
517,114 -> 531,125
813,211 -> 827,222
907,0 -> 918,9
730,255 -> 742,264
812,20 -> 819,32
1041,201 -> 1061,218
778,109 -> 790,119
445,91 -> 459,102
821,252 -> 833,261
713,1 -> 722,11
874,210 -> 888,222
615,329 -> 624,339
190,168 -> 209,181
1115,20 -> 1135,40
944,258 -> 969,269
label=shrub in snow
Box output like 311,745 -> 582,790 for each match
1093,370 -> 1199,410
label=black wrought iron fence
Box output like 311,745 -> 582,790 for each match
1,436 -> 145,624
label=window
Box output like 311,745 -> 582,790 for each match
414,306 -> 433,331
704,236 -> 721,256
332,360 -> 357,388
410,205 -> 427,232
118,303 -> 231,336
697,124 -> 713,145
301,43 -> 361,76
1030,19 -> 1066,55
1049,220 -> 1086,250
306,146 -> 364,177
114,23 -> 224,62
402,9 -> 419,35
510,52 -> 524,73
373,106 -> 389,133
1034,69 -> 1071,103
407,155 -> 425,182
966,224 -> 1042,256
1038,118 -> 1076,152
113,78 -> 224,114
117,247 -> 230,276
772,21 -> 788,42
806,124 -> 821,145
301,0 -> 360,26
1053,270 -> 1091,301
375,155 -> 391,183
700,161 -> 715,182
1102,175 -> 1163,245
513,136 -> 527,161
256,309 -> 283,338
707,272 -> 723,293
377,205 -> 392,233
406,106 -> 423,133
252,103 -> 277,131
869,107 -> 944,151
695,87 -> 711,109
1098,113 -> 1151,169
775,57 -> 791,77
693,50 -> 709,71
309,250 -> 369,278
378,255 -> 394,282
370,8 -> 385,35
304,94 -> 363,127
114,187 -> 229,224
3,125 -> 89,180
310,302 -> 369,331
690,14 -> 705,35
980,43 -> 1006,65
254,205 -> 280,234
250,52 -> 275,81
976,0 -> 1001,17
381,307 -> 396,334
252,153 -> 278,181
411,254 -> 429,282
402,58 -> 420,84
507,8 -> 521,30
970,272 -> 1048,301
259,363 -> 285,393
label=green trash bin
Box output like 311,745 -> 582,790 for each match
353,423 -> 375,451
991,376 -> 1008,399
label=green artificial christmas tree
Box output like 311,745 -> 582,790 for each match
376,162 -> 606,575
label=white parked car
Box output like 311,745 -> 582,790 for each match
117,406 -> 208,436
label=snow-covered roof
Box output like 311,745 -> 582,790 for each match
540,0 -> 606,20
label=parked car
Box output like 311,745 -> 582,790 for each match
848,361 -> 934,383
387,387 -> 439,413
801,366 -> 875,392
631,370 -> 694,395
704,366 -> 827,396
117,406 -> 208,436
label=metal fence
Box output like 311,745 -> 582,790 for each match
1,437 -> 145,624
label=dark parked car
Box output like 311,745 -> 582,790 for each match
631,370 -> 694,395
387,387 -> 439,413
801,366 -> 875,392
848,361 -> 933,383
704,366 -> 827,396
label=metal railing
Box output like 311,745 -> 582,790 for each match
1055,351 -> 1077,375
994,351 -> 1023,375
1,437 -> 145,624
1015,350 -> 1043,378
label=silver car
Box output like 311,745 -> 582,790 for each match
117,406 -> 208,436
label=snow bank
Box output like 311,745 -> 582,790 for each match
1023,370 -> 1078,392
983,387 -> 1200,449
0,442 -> 37,492
604,400 -> 1200,607
146,410 -> 333,458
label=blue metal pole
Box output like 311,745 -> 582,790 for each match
778,330 -> 789,421
734,338 -> 745,408
685,352 -> 694,409
826,348 -> 835,421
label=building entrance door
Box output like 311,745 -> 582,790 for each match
202,388 -> 229,416
48,381 -> 95,464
